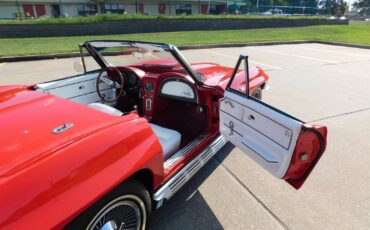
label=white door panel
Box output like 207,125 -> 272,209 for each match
219,55 -> 327,189
36,71 -> 115,106
220,91 -> 303,178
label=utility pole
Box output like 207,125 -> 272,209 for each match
60,0 -> 64,17
15,0 -> 21,20
226,0 -> 228,14
97,0 -> 104,14
347,0 -> 351,13
169,0 -> 172,15
135,0 -> 138,14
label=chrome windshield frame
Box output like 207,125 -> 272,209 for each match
82,40 -> 203,85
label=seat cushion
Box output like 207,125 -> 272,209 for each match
150,124 -> 181,160
88,103 -> 123,116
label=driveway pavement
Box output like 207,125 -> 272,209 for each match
1,43 -> 369,229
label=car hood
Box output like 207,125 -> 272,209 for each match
133,59 -> 265,88
191,62 -> 234,87
191,62 -> 267,89
0,86 -> 123,177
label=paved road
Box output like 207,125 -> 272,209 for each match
1,43 -> 369,229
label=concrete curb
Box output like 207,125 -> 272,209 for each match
0,52 -> 81,63
314,41 -> 370,50
178,40 -> 318,50
1,40 -> 369,63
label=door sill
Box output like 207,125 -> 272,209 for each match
164,134 -> 209,169
153,135 -> 227,209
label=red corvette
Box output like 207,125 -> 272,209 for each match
0,41 -> 327,230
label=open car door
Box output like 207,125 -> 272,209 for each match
219,55 -> 327,189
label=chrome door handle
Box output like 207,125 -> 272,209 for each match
229,121 -> 234,136
248,114 -> 255,120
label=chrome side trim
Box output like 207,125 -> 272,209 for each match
164,134 -> 208,169
153,135 -> 227,208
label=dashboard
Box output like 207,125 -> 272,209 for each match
124,71 -> 141,93
117,68 -> 197,119
142,77 -> 155,118
116,68 -> 155,118
159,78 -> 197,103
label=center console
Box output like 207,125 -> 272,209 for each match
141,76 -> 157,120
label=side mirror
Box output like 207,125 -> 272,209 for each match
73,61 -> 83,73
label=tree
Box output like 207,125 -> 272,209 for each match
340,1 -> 348,15
319,0 -> 346,16
353,0 -> 370,16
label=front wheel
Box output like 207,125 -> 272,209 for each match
66,180 -> 151,230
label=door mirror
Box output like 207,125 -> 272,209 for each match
73,61 -> 84,73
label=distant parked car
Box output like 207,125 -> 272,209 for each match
262,8 -> 289,16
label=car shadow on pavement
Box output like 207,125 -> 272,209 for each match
148,143 -> 235,230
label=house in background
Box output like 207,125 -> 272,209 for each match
0,0 -> 236,19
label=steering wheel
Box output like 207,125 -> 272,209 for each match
96,67 -> 125,103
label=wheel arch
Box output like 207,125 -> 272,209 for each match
64,169 -> 155,229
128,169 -> 154,193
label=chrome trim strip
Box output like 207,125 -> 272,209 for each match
153,135 -> 227,208
164,134 -> 208,169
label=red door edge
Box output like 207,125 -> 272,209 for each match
283,124 -> 327,189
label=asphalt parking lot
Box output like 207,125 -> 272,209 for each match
1,43 -> 369,229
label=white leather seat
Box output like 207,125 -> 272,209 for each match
150,124 -> 181,160
88,103 -> 123,116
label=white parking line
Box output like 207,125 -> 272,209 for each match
247,47 -> 339,64
248,60 -> 283,70
289,45 -> 370,58
202,50 -> 282,70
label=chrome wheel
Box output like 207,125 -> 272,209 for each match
252,87 -> 262,100
87,195 -> 146,230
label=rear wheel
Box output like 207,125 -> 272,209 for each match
252,87 -> 262,100
66,179 -> 151,230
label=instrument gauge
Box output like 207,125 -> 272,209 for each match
145,82 -> 153,92
128,73 -> 137,85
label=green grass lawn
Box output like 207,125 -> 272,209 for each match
0,22 -> 368,57
0,14 -> 325,24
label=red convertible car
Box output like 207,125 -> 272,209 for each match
0,41 -> 327,230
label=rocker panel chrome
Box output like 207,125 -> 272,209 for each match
164,134 -> 208,169
153,135 -> 227,209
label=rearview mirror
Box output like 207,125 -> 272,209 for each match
132,51 -> 144,59
73,61 -> 83,73
132,48 -> 152,59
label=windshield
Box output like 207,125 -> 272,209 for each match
85,41 -> 203,83
88,41 -> 181,68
